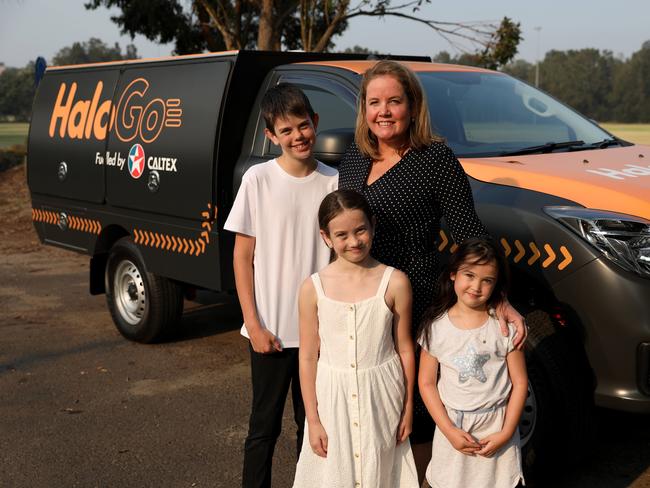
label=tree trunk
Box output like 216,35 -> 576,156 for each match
258,0 -> 274,50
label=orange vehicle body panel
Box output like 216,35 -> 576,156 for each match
459,145 -> 650,220
299,60 -> 496,75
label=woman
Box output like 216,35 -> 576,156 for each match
337,60 -> 526,484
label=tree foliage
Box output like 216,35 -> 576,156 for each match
86,0 -> 519,57
51,37 -> 139,66
0,63 -> 35,122
500,44 -> 650,123
429,18 -> 522,70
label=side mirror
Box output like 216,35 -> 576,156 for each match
313,128 -> 354,166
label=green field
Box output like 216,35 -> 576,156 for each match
0,123 -> 29,148
601,123 -> 650,146
1,122 -> 650,148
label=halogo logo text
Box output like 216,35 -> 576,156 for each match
48,78 -> 182,143
586,164 -> 650,180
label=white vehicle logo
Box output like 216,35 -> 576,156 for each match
586,164 -> 650,180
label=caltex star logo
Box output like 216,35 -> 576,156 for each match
128,144 -> 145,179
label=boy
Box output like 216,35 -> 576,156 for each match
224,83 -> 338,488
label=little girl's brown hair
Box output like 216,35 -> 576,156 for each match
318,189 -> 374,234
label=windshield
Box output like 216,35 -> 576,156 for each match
417,71 -> 614,158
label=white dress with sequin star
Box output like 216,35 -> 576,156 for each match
418,312 -> 525,488
292,266 -> 418,488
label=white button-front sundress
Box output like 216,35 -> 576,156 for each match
292,266 -> 418,488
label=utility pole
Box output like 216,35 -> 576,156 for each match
534,26 -> 542,87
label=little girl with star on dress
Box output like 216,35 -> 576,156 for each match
417,237 -> 527,488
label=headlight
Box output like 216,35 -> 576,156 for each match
545,206 -> 650,278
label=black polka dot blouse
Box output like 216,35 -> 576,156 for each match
338,141 -> 489,332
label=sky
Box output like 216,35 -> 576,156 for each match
1,0 -> 649,68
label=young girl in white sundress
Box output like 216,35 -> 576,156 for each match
292,189 -> 419,488
418,238 -> 527,488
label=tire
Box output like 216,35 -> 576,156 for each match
105,237 -> 183,343
520,310 -> 595,474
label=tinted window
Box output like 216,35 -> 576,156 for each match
267,82 -> 356,156
419,72 -> 612,157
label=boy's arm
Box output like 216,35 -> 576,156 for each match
233,233 -> 281,353
476,349 -> 528,457
419,351 -> 481,455
391,271 -> 415,443
298,278 -> 328,457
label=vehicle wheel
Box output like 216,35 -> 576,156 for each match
105,237 -> 183,343
519,310 -> 595,474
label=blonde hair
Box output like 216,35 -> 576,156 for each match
355,60 -> 443,159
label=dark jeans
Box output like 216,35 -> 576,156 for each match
242,346 -> 305,488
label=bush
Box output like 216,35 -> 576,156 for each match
0,145 -> 26,172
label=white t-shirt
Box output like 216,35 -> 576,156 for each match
224,159 -> 338,347
418,312 -> 516,411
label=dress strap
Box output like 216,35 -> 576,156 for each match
311,273 -> 325,298
376,266 -> 395,299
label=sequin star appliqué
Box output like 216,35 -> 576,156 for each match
452,345 -> 490,383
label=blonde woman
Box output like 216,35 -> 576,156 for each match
337,60 -> 526,484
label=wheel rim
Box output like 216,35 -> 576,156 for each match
113,259 -> 146,326
519,381 -> 537,446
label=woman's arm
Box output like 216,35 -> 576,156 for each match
418,351 -> 481,455
298,278 -> 328,457
476,349 -> 528,457
495,301 -> 527,349
391,271 -> 416,443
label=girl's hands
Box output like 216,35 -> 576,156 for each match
308,420 -> 328,458
446,427 -> 481,455
396,407 -> 413,444
476,432 -> 509,457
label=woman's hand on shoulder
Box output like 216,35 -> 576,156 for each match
308,419 -> 328,458
496,299 -> 527,350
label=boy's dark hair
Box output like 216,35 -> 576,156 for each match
318,189 -> 373,234
417,237 -> 510,348
261,83 -> 316,133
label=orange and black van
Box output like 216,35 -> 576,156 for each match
27,50 -> 650,469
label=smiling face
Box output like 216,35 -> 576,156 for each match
265,113 -> 319,162
321,208 -> 374,264
451,258 -> 499,311
364,74 -> 412,148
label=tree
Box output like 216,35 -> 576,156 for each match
343,45 -> 378,55
0,63 -> 36,122
429,18 -> 522,70
51,37 -> 139,66
502,59 -> 534,84
537,49 -> 620,121
86,0 -> 521,61
610,46 -> 650,122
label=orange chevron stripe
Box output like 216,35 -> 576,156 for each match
182,238 -> 189,254
165,235 -> 172,250
198,239 -> 205,254
188,239 -> 195,255
200,231 -> 209,243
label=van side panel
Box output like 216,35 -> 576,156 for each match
105,60 -> 231,220
28,68 -> 119,203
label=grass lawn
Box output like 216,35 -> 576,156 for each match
600,123 -> 650,146
0,123 -> 29,148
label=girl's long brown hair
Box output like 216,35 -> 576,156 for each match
417,237 -> 510,349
